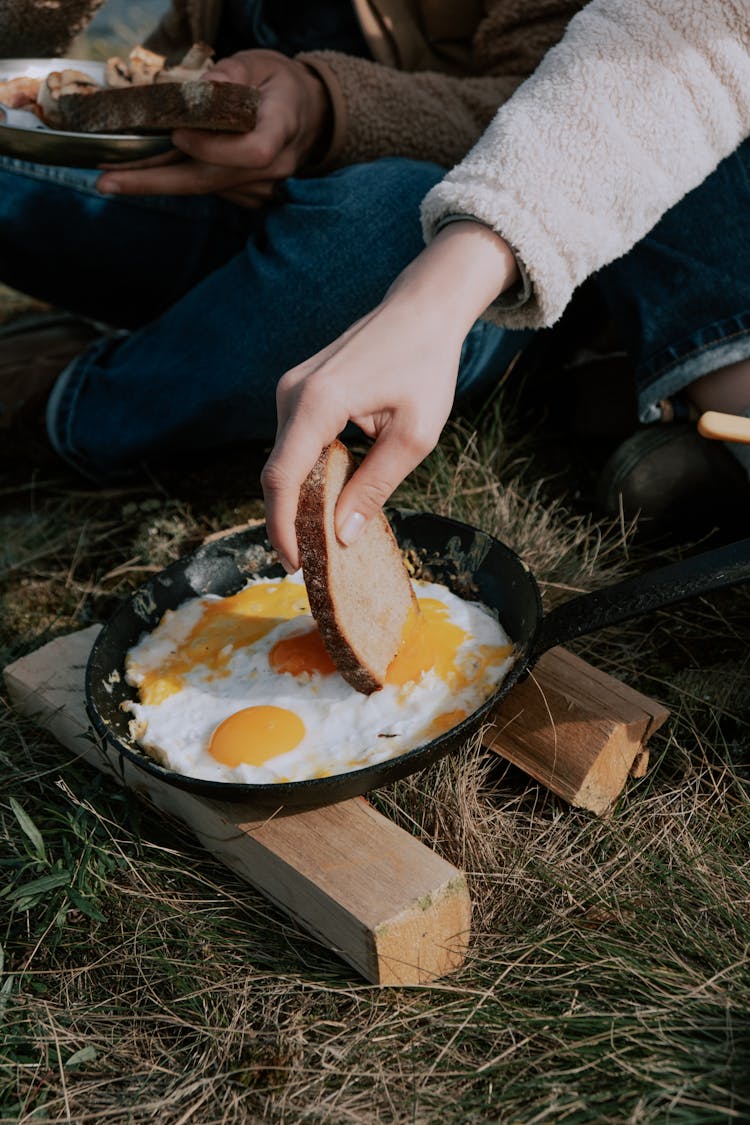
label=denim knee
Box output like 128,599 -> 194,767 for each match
594,138 -> 750,421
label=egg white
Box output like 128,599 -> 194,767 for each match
124,571 -> 514,783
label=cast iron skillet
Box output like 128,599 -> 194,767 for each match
86,513 -> 750,807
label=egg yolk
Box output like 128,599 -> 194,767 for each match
268,626 -> 336,677
473,642 -> 514,681
208,705 -> 305,768
386,598 -> 468,687
424,708 -> 469,739
138,580 -> 310,704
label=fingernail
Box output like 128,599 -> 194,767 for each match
279,554 -> 296,574
338,511 -> 365,547
98,179 -> 119,194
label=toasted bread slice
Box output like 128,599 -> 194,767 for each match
54,80 -> 260,134
295,441 -> 417,695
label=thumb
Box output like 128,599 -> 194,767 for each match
207,52 -> 263,86
204,62 -> 240,85
335,427 -> 435,547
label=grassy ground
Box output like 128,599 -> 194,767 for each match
2,13 -> 750,1122
1,343 -> 749,1122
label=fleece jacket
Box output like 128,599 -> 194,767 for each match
420,0 -> 750,329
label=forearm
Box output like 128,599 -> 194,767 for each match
384,220 -> 519,334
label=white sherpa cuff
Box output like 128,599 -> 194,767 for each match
431,212 -> 533,314
421,181 -> 575,330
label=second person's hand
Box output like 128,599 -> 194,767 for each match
97,49 -> 331,203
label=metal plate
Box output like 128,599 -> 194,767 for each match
0,58 -> 172,167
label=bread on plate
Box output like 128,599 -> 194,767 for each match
54,79 -> 260,134
22,45 -> 260,135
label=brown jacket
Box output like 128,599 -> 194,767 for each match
145,0 -> 584,168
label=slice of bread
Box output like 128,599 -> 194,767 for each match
295,440 -> 417,695
54,80 -> 260,134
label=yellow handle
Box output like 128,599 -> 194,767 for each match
697,411 -> 750,445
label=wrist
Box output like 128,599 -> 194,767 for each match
296,61 -> 333,167
390,221 -> 520,334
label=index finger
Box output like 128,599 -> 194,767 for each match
261,314 -> 380,568
98,147 -> 181,172
261,404 -> 345,572
97,158 -> 236,196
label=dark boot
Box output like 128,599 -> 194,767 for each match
0,313 -> 101,429
597,423 -> 750,530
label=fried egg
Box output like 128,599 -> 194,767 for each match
124,572 -> 514,784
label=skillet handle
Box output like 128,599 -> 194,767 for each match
533,537 -> 750,659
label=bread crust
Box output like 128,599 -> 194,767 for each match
295,441 -> 417,695
55,80 -> 260,134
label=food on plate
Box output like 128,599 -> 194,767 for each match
0,74 -> 43,110
123,570 -> 514,784
296,440 -> 418,695
35,67 -> 100,127
106,43 -> 213,88
0,44 -> 260,134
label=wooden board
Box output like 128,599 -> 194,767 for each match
3,627 -> 471,987
482,645 -> 669,815
4,623 -> 668,984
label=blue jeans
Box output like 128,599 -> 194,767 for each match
0,153 -> 525,477
0,0 -> 524,478
594,137 -> 750,423
2,138 -> 750,476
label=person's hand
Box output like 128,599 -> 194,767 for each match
263,295 -> 464,571
96,49 -> 331,205
261,222 -> 520,571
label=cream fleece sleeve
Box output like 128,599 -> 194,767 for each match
421,0 -> 750,329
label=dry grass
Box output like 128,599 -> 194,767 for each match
2,334 -> 749,1122
1,10 -> 749,1102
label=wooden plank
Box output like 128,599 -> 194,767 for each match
482,646 -> 669,815
3,628 -> 471,986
